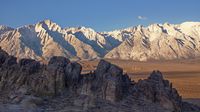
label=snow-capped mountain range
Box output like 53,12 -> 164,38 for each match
0,20 -> 200,61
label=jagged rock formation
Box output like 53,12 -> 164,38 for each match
1,20 -> 200,61
78,60 -> 131,102
0,48 -> 199,112
132,71 -> 182,111
0,47 -> 82,96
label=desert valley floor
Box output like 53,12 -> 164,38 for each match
79,58 -> 200,106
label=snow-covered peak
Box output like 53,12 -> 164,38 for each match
0,25 -> 14,31
180,22 -> 200,27
35,19 -> 62,32
178,21 -> 200,37
65,26 -> 102,41
147,24 -> 163,33
135,25 -> 144,31
66,26 -> 96,34
0,25 -> 14,34
105,21 -> 200,61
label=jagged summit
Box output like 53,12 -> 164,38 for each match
0,25 -> 14,34
35,19 -> 62,32
0,25 -> 14,30
0,20 -> 200,61
36,19 -> 56,26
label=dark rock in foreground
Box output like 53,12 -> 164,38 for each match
132,71 -> 182,111
0,47 -> 199,112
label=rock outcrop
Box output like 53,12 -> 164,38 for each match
79,60 -> 131,102
0,48 -> 199,112
132,71 -> 182,111
0,47 -> 82,96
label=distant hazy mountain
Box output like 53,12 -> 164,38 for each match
0,20 -> 200,61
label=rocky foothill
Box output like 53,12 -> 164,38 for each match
0,47 -> 199,112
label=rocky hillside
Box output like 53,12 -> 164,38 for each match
1,20 -> 200,61
0,48 -> 199,112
